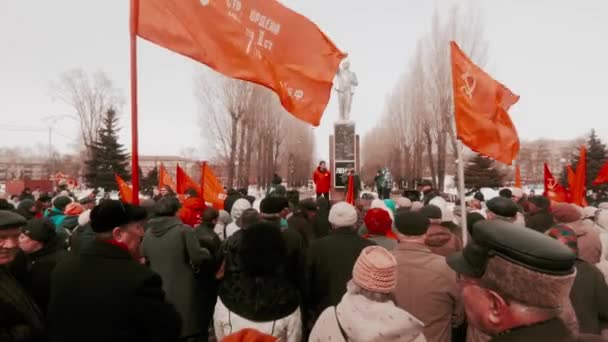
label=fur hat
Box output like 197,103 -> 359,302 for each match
90,200 -> 147,233
486,197 -> 519,218
352,246 -> 398,293
21,218 -> 56,243
420,205 -> 442,220
329,202 -> 358,228
260,197 -> 288,216
394,211 -> 430,236
552,203 -> 582,223
78,210 -> 91,227
231,198 -> 252,220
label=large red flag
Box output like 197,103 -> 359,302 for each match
571,146 -> 587,206
201,162 -> 227,210
132,0 -> 345,126
158,163 -> 176,192
543,163 -> 569,203
593,161 -> 608,186
450,41 -> 520,165
115,174 -> 134,204
514,165 -> 522,188
176,164 -> 201,195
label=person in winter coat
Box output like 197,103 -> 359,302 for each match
545,225 -> 608,335
391,211 -> 464,342
194,207 -> 222,341
223,189 -> 243,217
305,202 -> 375,330
48,200 -> 181,342
214,222 -> 302,341
15,199 -> 37,220
225,198 -> 252,239
142,196 -> 210,341
18,218 -> 68,314
362,208 -> 398,250
553,203 -> 602,264
313,197 -> 331,239
419,205 -> 461,257
313,161 -> 331,199
267,174 -> 286,198
68,210 -> 94,254
0,211 -> 45,341
44,196 -> 72,229
310,246 -> 426,342
219,208 -> 261,278
178,188 -> 206,227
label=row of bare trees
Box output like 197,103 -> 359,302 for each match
362,5 -> 487,190
196,72 -> 315,189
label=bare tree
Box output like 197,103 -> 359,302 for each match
51,69 -> 123,153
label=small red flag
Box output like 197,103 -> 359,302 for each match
176,164 -> 201,195
132,0 -> 345,126
201,162 -> 227,210
593,161 -> 608,186
345,175 -> 355,205
115,174 -> 134,204
571,146 -> 587,206
567,165 -> 576,192
158,163 -> 176,192
450,41 -> 520,165
543,163 -> 569,203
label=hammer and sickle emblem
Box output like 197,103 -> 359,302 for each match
460,68 -> 476,99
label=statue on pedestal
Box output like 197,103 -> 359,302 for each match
334,58 -> 358,121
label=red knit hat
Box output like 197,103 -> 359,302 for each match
364,208 -> 397,240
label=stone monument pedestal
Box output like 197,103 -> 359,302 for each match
329,120 -> 360,201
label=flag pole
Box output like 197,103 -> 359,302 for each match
129,0 -> 140,205
456,141 -> 468,246
201,161 -> 207,203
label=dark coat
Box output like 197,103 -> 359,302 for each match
21,239 -> 68,314
305,228 -> 375,320
570,260 -> 608,335
59,216 -> 78,232
142,216 -> 208,338
282,223 -> 306,292
48,240 -> 181,342
490,318 -> 603,342
193,223 -> 222,338
69,223 -> 95,254
0,266 -> 45,342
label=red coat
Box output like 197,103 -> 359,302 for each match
313,167 -> 331,193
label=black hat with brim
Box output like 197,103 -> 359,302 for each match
447,219 -> 576,278
486,197 -> 519,217
90,200 -> 148,233
0,210 -> 27,230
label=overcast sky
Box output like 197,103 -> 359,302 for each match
1,0 -> 606,161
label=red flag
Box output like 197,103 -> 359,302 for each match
567,165 -> 576,192
115,174 -> 134,204
514,165 -> 522,188
543,163 -> 569,203
158,163 -> 176,192
450,41 -> 520,165
593,161 -> 608,186
132,0 -> 345,126
201,162 -> 227,210
571,146 -> 587,206
345,175 -> 355,205
176,164 -> 201,195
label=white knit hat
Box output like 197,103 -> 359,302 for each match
78,209 -> 91,227
329,202 -> 358,228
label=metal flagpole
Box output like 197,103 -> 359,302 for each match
129,0 -> 140,205
456,141 -> 468,246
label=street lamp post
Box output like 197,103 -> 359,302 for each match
43,114 -> 77,192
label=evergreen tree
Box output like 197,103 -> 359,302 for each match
462,154 -> 504,189
84,109 -> 130,190
560,130 -> 607,190
142,166 -> 159,196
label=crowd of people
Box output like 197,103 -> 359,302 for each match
2,178 -> 608,341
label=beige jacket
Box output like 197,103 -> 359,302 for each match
392,242 -> 464,342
